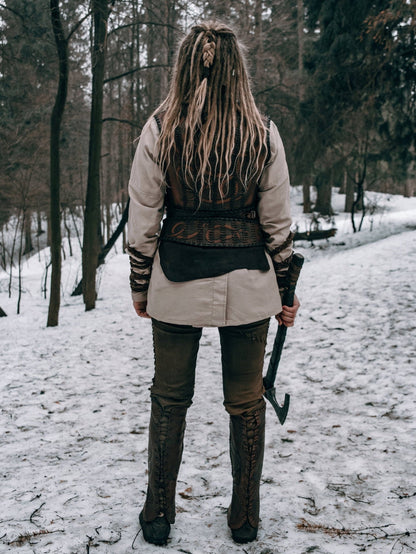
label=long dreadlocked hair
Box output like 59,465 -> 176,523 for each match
154,21 -> 269,204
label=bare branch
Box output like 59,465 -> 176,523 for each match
104,63 -> 170,84
102,117 -> 139,128
0,2 -> 24,21
108,20 -> 182,37
67,10 -> 92,41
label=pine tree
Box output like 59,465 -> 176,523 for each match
0,1 -> 56,233
302,0 -> 393,214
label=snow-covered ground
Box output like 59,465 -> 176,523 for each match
1,191 -> 416,553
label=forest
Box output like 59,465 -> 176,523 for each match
0,0 -> 415,325
1,3 -> 416,552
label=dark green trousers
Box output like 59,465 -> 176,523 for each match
150,317 -> 269,416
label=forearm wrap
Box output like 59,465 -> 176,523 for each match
128,245 -> 153,294
267,231 -> 294,259
272,252 -> 293,301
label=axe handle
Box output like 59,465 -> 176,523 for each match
263,252 -> 304,390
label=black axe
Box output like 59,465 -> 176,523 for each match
263,252 -> 304,425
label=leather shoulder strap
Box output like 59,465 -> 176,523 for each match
153,113 -> 162,133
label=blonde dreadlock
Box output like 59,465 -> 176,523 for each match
155,22 -> 268,204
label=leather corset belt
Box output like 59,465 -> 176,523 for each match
160,205 -> 265,248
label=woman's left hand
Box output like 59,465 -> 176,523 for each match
133,301 -> 150,318
275,294 -> 300,327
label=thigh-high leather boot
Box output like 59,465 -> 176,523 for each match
228,403 -> 266,544
140,397 -> 188,545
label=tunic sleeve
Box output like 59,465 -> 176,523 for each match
257,120 -> 294,297
127,118 -> 166,302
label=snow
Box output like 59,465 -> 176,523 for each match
1,191 -> 416,553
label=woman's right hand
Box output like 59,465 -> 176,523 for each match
275,294 -> 300,327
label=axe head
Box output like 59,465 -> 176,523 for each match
264,387 -> 290,425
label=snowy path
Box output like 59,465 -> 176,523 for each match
1,230 -> 416,553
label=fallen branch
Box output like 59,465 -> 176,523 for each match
8,529 -> 64,547
297,518 -> 361,537
293,228 -> 337,242
131,528 -> 142,550
30,502 -> 45,527
71,199 -> 129,296
390,489 -> 416,500
298,496 -> 320,516
298,518 -> 416,544
346,494 -> 372,504
85,527 -> 122,549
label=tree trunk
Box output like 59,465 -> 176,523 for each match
160,1 -> 169,100
303,181 -> 311,213
254,0 -> 264,97
297,0 -> 311,213
23,209 -> 34,254
344,171 -> 355,213
0,227 -> 6,270
351,177 -> 366,233
8,211 -> 20,298
353,171 -> 363,210
297,0 -> 305,102
36,209 -> 44,236
339,167 -> 346,193
314,171 -> 333,215
63,208 -> 73,257
17,212 -> 24,314
47,0 -> 69,327
144,0 -> 156,109
404,178 -> 414,198
82,0 -> 110,311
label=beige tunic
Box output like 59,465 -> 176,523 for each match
128,117 -> 293,327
